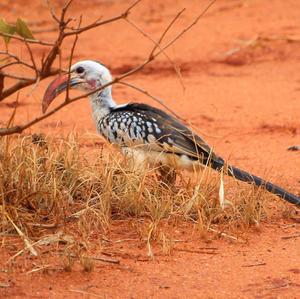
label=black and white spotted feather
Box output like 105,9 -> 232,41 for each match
98,103 -> 221,166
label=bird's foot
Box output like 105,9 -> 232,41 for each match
287,145 -> 300,151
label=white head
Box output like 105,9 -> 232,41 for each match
70,60 -> 112,92
42,60 -> 115,113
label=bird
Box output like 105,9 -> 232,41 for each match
42,60 -> 300,207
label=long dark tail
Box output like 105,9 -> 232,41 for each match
210,159 -> 300,207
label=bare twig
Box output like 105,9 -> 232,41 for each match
118,81 -> 184,121
0,32 -> 54,46
0,51 -> 36,71
148,8 -> 185,58
65,16 -> 82,101
153,0 -> 217,57
125,12 -> 185,89
41,4 -> 69,75
0,61 -> 25,71
24,41 -> 39,79
46,0 -> 60,24
63,0 -> 142,36
0,72 -> 4,95
1,73 -> 35,81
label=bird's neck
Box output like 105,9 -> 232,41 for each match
89,86 -> 116,124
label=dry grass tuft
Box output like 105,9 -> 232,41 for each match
0,133 -> 289,268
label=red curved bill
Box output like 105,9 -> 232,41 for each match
42,75 -> 68,113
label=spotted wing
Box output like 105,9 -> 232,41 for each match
104,103 -> 220,164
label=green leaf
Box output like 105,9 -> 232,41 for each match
15,18 -> 34,40
0,18 -> 16,46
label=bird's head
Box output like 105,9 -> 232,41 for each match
42,60 -> 112,113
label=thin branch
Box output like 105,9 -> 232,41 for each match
24,41 -> 39,79
66,16 -> 82,101
41,17 -> 66,75
40,1 -> 75,76
27,76 -> 41,97
0,32 -> 54,46
62,0 -> 74,17
0,51 -> 36,71
118,81 -> 184,121
63,15 -> 123,36
65,16 -> 102,31
0,72 -> 4,96
59,0 -> 74,28
47,0 -> 74,26
148,8 -> 185,58
157,0 -> 217,55
1,73 -> 35,81
125,0 -> 143,13
46,0 -> 60,24
63,0 -> 142,36
0,61 -> 21,70
125,13 -> 185,89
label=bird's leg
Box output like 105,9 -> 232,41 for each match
122,147 -> 147,173
157,163 -> 177,186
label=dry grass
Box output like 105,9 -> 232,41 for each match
0,133 -> 287,270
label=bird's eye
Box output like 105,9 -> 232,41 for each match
76,66 -> 85,74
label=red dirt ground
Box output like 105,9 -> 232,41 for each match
1,0 -> 300,298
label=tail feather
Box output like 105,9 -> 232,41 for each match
210,159 -> 300,207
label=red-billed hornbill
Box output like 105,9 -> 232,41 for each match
42,60 -> 300,207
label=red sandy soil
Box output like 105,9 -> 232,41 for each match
1,0 -> 300,298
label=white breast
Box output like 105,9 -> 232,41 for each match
121,147 -> 203,172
